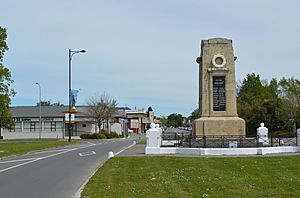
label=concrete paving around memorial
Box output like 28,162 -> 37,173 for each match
0,137 -> 139,198
119,130 -> 300,158
120,143 -> 300,158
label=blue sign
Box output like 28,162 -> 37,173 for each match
71,89 -> 79,106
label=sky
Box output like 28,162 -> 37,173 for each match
1,0 -> 300,117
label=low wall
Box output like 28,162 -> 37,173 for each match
146,146 -> 300,156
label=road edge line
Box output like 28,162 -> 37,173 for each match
114,141 -> 136,156
74,141 -> 136,198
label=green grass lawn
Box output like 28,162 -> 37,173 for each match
81,156 -> 300,198
137,139 -> 146,144
0,139 -> 78,158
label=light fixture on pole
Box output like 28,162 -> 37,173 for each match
35,82 -> 42,139
68,49 -> 86,142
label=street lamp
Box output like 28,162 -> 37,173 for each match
68,49 -> 86,142
35,82 -> 42,139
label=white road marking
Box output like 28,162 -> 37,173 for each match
34,148 -> 73,154
74,140 -> 137,198
114,141 -> 137,156
78,151 -> 96,157
0,142 -> 96,174
0,158 -> 39,164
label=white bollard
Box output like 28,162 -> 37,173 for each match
145,123 -> 161,154
133,140 -> 136,145
108,151 -> 114,159
297,129 -> 300,146
257,123 -> 269,146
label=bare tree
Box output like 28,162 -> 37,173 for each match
86,93 -> 118,132
279,77 -> 300,133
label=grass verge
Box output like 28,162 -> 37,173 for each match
0,139 -> 78,158
137,139 -> 146,144
81,156 -> 300,198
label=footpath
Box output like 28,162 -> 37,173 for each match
117,133 -> 146,157
117,143 -> 146,157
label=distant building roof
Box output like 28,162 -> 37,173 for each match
10,106 -> 69,118
126,109 -> 146,114
10,106 -> 131,118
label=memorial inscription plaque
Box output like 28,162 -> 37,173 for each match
213,76 -> 226,111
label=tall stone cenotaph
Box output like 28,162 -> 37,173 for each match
194,38 -> 245,136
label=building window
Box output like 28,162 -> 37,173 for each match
44,122 -> 51,131
82,124 -> 86,127
56,122 -> 63,130
13,122 -> 22,132
51,122 -> 56,131
30,122 -> 36,132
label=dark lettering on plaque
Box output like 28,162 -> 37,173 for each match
213,76 -> 226,111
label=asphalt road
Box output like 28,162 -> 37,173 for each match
0,137 -> 138,198
164,127 -> 190,133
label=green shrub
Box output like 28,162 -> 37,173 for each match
90,133 -> 100,139
80,133 -> 108,139
108,131 -> 120,139
98,133 -> 107,139
100,130 -> 110,138
80,134 -> 90,139
270,131 -> 295,138
80,131 -> 120,139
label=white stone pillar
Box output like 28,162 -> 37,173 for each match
155,124 -> 162,137
257,123 -> 269,146
145,123 -> 161,154
297,129 -> 300,146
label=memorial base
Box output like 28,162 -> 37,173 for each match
194,117 -> 245,136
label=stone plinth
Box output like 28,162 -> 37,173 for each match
194,117 -> 245,136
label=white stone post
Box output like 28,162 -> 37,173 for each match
257,123 -> 269,146
297,129 -> 300,146
155,124 -> 162,136
145,123 -> 161,154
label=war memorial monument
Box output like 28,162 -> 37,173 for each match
194,38 -> 245,136
146,38 -> 300,155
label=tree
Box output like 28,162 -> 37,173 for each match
156,116 -> 168,128
85,93 -> 117,132
37,100 -> 64,106
0,26 -> 15,137
278,77 -> 300,133
188,108 -> 199,123
167,113 -> 183,128
237,73 -> 283,136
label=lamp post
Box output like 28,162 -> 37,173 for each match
68,49 -> 86,142
35,82 -> 42,139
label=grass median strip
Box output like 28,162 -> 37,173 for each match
81,156 -> 300,198
0,139 -> 78,158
